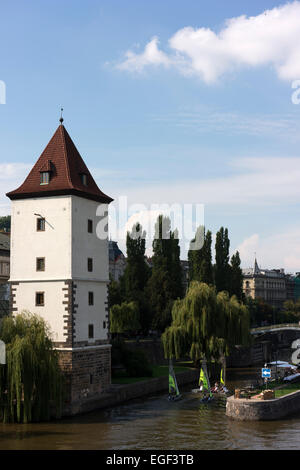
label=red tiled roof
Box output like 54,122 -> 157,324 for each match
6,124 -> 113,204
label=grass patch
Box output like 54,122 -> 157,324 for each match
274,383 -> 300,398
112,364 -> 193,385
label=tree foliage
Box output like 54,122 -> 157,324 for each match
214,227 -> 230,293
0,216 -> 11,232
188,226 -> 213,285
110,301 -> 141,335
0,312 -> 64,423
146,215 -> 183,332
161,281 -> 250,362
229,251 -> 243,300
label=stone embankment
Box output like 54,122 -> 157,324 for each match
226,389 -> 300,421
63,368 -> 199,416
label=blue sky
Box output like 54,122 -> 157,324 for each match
1,0 -> 300,270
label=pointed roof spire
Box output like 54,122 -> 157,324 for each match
254,255 -> 260,275
6,123 -> 113,204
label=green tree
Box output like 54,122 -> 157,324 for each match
0,216 -> 11,232
214,227 -> 230,293
123,223 -> 151,332
229,251 -> 243,300
108,276 -> 123,309
188,226 -> 213,285
0,312 -> 64,423
162,281 -> 250,362
146,215 -> 183,332
110,301 -> 141,336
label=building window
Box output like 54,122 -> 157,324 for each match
35,292 -> 45,306
36,257 -> 45,272
36,218 -> 45,231
88,324 -> 94,339
103,321 -> 106,329
88,258 -> 93,272
90,374 -> 93,385
88,292 -> 94,306
80,173 -> 88,186
88,219 -> 93,233
40,172 -> 50,185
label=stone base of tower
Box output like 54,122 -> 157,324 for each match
57,345 -> 111,416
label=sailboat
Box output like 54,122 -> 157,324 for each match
168,359 -> 182,401
192,360 -> 213,402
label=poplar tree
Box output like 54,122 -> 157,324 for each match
146,215 -> 183,332
123,223 -> 151,332
214,227 -> 230,293
229,251 -> 243,300
188,227 -> 213,285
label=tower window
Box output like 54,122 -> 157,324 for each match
80,173 -> 88,186
40,172 -> 50,185
36,218 -> 45,231
35,292 -> 45,306
88,292 -> 94,306
88,258 -> 93,272
88,219 -> 93,233
88,324 -> 94,339
36,257 -> 45,272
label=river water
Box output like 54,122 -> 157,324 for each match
1,367 -> 300,450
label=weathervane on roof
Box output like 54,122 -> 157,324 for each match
59,107 -> 64,124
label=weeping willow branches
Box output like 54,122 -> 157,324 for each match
161,282 -> 250,362
0,311 -> 64,423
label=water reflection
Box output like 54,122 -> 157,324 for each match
1,368 -> 300,450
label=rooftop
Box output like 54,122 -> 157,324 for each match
6,123 -> 113,205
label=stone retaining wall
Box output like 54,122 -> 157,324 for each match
226,390 -> 300,421
63,368 -> 199,416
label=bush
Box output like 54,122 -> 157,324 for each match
111,338 -> 153,378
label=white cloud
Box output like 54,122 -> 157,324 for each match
236,229 -> 300,273
112,156 -> 300,207
117,36 -> 172,73
117,1 -> 300,83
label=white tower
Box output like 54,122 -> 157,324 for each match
6,119 -> 113,413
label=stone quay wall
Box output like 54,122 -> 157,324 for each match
226,390 -> 300,421
62,368 -> 199,417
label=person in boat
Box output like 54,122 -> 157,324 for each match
211,382 -> 220,393
220,384 -> 229,394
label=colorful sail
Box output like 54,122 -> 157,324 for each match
200,361 -> 213,398
169,360 -> 180,396
220,367 -> 225,386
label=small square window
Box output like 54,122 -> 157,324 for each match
81,174 -> 88,186
36,292 -> 44,306
40,172 -> 50,185
88,258 -> 93,272
88,292 -> 94,306
88,219 -> 93,233
88,324 -> 94,339
36,218 -> 45,231
36,257 -> 45,272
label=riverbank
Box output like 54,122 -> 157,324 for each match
62,367 -> 199,417
226,386 -> 300,421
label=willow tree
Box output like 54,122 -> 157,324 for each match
0,311 -> 64,423
161,281 -> 250,363
110,301 -> 141,336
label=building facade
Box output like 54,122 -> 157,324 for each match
109,240 -> 126,281
6,121 -> 113,413
243,259 -> 299,310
